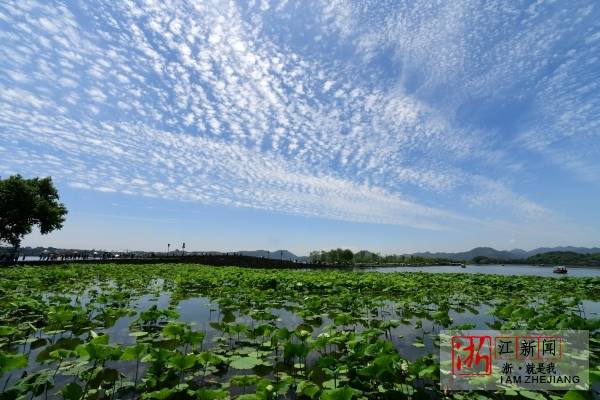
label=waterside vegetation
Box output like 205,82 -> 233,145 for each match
0,263 -> 598,399
309,249 -> 455,266
311,248 -> 600,267
472,252 -> 600,267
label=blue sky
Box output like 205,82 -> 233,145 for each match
1,1 -> 599,255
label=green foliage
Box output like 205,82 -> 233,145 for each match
60,382 -> 83,400
310,248 -> 355,264
320,386 -> 361,400
230,355 -> 262,370
195,388 -> 229,399
297,380 -> 320,398
310,248 -> 454,265
75,334 -> 122,361
0,263 -> 598,399
120,343 -> 149,360
475,251 -> 600,266
0,351 -> 27,376
167,352 -> 196,371
0,175 -> 67,248
525,251 -> 600,266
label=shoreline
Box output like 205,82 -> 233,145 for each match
3,255 -> 600,270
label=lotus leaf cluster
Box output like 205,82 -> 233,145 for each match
0,264 -> 598,399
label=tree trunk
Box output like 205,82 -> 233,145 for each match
11,243 -> 19,263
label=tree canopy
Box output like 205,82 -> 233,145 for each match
524,251 -> 600,266
309,248 -> 453,265
0,175 -> 67,249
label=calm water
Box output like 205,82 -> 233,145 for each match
13,277 -> 600,398
15,258 -> 600,277
348,264 -> 600,277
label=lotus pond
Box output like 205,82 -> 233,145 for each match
0,264 -> 598,400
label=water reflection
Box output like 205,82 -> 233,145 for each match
342,264 -> 600,277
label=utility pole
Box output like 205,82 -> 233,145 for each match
167,243 -> 170,256
182,242 -> 186,256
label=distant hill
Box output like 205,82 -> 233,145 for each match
508,248 -> 529,258
524,246 -> 600,256
413,246 -> 600,262
413,247 -> 520,261
525,251 -> 600,266
238,250 -> 309,262
6,245 -> 599,263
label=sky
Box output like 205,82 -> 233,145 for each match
1,1 -> 599,255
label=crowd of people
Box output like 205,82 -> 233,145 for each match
37,252 -> 93,261
1,250 -> 308,264
0,250 -> 155,263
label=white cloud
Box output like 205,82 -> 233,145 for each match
0,0 -> 581,235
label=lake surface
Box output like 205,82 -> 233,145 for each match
347,264 -> 600,277
3,265 -> 599,398
14,258 -> 600,277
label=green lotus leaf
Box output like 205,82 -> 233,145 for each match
167,352 -> 197,371
120,343 -> 149,361
61,382 -> 83,400
519,390 -> 546,400
320,386 -> 361,400
0,326 -> 19,337
230,374 -> 259,387
197,351 -> 223,366
230,355 -> 262,370
0,351 -> 27,374
195,388 -> 229,400
142,387 -> 173,400
236,394 -> 258,400
563,391 -> 592,400
297,380 -> 320,398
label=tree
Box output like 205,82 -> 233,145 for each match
309,251 -> 321,264
0,175 -> 67,259
341,249 -> 354,264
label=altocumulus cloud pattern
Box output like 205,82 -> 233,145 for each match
0,1 -> 599,232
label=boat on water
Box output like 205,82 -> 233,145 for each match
553,266 -> 568,274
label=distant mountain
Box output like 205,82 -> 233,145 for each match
413,247 -> 520,261
238,250 -> 309,262
8,245 -> 599,263
508,248 -> 529,258
413,246 -> 600,261
525,251 -> 600,266
525,246 -> 600,256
